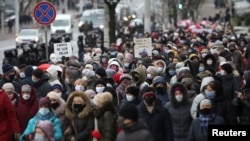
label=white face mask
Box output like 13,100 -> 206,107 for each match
220,70 -> 225,76
96,86 -> 105,93
126,95 -> 134,101
22,94 -> 30,100
175,95 -> 183,102
207,60 -> 213,65
75,85 -> 85,91
147,74 -> 152,79
158,67 -> 163,72
20,72 -> 26,78
51,57 -> 57,64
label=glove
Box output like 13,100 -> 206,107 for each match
91,130 -> 102,140
14,133 -> 21,140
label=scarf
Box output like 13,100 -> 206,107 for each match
36,110 -> 55,121
198,114 -> 215,135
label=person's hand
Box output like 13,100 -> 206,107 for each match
14,133 -> 21,140
64,127 -> 72,135
237,92 -> 244,100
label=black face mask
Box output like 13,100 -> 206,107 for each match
144,97 -> 156,106
134,76 -> 139,82
199,108 -> 211,115
117,117 -> 130,129
155,87 -> 165,92
73,104 -> 85,112
51,102 -> 60,109
9,74 -> 15,81
229,49 -> 235,52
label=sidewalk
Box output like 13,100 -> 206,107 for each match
0,27 -> 15,40
198,0 -> 226,19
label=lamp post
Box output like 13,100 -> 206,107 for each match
0,0 -> 5,37
104,0 -> 120,47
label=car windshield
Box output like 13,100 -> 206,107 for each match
52,20 -> 70,26
19,30 -> 38,36
81,14 -> 104,23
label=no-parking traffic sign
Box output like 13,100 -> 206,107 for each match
33,1 -> 56,25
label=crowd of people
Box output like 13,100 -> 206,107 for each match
1,7 -> 250,141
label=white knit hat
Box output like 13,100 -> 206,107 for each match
2,83 -> 15,93
93,92 -> 113,107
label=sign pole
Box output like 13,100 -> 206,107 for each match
45,26 -> 48,61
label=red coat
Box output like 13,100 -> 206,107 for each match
0,89 -> 20,141
16,88 -> 39,133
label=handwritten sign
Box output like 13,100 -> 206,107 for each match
54,43 -> 73,59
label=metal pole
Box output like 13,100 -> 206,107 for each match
45,26 -> 48,60
79,0 -> 83,14
144,0 -> 151,33
1,0 -> 4,37
15,0 -> 19,34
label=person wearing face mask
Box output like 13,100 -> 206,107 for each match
188,99 -> 225,141
94,79 -> 107,94
20,97 -> 63,141
82,68 -> 97,90
137,87 -> 174,141
47,91 -> 66,127
2,82 -> 19,107
19,65 -> 34,87
0,63 -> 21,94
16,84 -> 39,133
31,120 -> 56,141
116,103 -> 155,141
116,73 -> 132,105
146,66 -> 158,85
228,42 -> 244,77
120,86 -> 140,109
92,92 -> 116,141
152,76 -> 169,106
74,78 -> 87,92
100,53 -> 110,69
165,83 -> 192,141
203,54 -> 218,72
131,67 -> 149,94
64,91 -> 94,141
165,63 -> 176,83
153,60 -> 166,76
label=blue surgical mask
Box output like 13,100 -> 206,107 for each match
20,72 -> 26,78
34,134 -> 45,141
124,63 -> 129,68
157,67 -> 163,73
39,108 -> 50,116
168,70 -> 175,76
199,66 -> 205,72
111,52 -> 117,56
205,90 -> 216,99
32,76 -> 36,82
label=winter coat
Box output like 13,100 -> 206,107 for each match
0,77 -> 21,94
230,50 -> 244,75
0,89 -> 20,141
152,76 -> 169,106
165,83 -> 193,141
137,99 -> 174,141
46,65 -> 63,87
93,103 -> 117,141
116,119 -> 155,141
33,74 -> 52,99
153,60 -> 166,76
245,44 -> 250,70
131,67 -> 149,92
16,88 -> 39,133
20,110 -> 62,141
190,77 -> 215,119
187,114 -> 225,141
64,91 -> 94,141
54,98 -> 66,127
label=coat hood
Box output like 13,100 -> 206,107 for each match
46,65 -> 58,82
132,67 -> 147,84
153,59 -> 166,73
200,76 -> 215,92
65,91 -> 92,119
169,82 -> 189,107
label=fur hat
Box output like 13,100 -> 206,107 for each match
118,103 -> 138,121
84,89 -> 96,98
200,99 -> 212,109
85,64 -> 93,70
119,73 -> 132,82
47,91 -> 60,102
95,67 -> 107,77
93,92 -> 113,107
82,69 -> 95,78
2,83 -> 15,93
146,66 -> 158,75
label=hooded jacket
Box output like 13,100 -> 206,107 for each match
132,67 -> 149,92
165,83 -> 192,141
153,76 -> 169,106
153,60 -> 166,76
34,74 -> 52,99
64,91 -> 94,141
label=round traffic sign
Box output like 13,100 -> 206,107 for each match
33,1 -> 56,25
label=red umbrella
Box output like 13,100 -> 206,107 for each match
177,19 -> 193,27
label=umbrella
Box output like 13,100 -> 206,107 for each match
199,20 -> 212,26
177,19 -> 193,27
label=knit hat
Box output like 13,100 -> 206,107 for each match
39,97 -> 51,108
173,86 -> 182,93
85,64 -> 93,70
119,73 -> 132,82
38,63 -> 51,72
106,69 -> 116,78
51,84 -> 63,92
82,69 -> 95,78
143,92 -> 156,98
200,99 -> 212,109
93,92 -> 113,107
125,53 -> 134,61
25,65 -> 33,77
2,63 -> 14,75
95,67 -> 107,77
221,63 -> 233,74
113,72 -> 122,84
21,84 -> 32,92
2,83 -> 15,93
84,89 -> 96,98
146,66 -> 158,75
47,91 -> 60,102
33,68 -> 44,79
36,120 -> 55,141
126,86 -> 139,98
94,79 -> 107,87
118,103 -> 138,121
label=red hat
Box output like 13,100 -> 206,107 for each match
38,63 -> 51,72
113,72 -> 122,84
143,92 -> 156,98
174,87 -> 182,93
